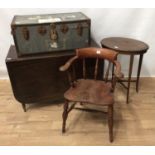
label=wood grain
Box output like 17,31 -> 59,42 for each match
0,78 -> 155,145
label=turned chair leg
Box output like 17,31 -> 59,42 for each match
62,100 -> 69,133
108,104 -> 113,142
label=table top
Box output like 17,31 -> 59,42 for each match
101,37 -> 149,55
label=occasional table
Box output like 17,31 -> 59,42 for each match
101,37 -> 149,103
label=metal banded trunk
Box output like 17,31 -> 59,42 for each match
11,12 -> 91,57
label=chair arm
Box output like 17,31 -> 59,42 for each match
59,56 -> 78,72
113,60 -> 124,79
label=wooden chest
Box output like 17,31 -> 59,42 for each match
6,40 -> 102,111
11,12 -> 91,56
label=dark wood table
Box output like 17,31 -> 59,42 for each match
101,37 -> 149,103
6,39 -> 100,112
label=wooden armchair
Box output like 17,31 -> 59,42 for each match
59,47 -> 123,142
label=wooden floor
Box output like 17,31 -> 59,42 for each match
0,78 -> 155,146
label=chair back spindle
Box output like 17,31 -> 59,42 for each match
72,64 -> 76,82
105,61 -> 111,82
94,58 -> 99,80
83,58 -> 86,79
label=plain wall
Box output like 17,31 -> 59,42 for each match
0,8 -> 155,78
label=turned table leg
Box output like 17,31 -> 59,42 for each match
21,103 -> 26,112
136,54 -> 144,93
127,55 -> 134,104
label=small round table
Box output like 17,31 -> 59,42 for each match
101,37 -> 149,103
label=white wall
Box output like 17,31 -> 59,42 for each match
0,8 -> 155,78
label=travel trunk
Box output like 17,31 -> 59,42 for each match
11,12 -> 91,56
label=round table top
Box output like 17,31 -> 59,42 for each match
101,37 -> 149,55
